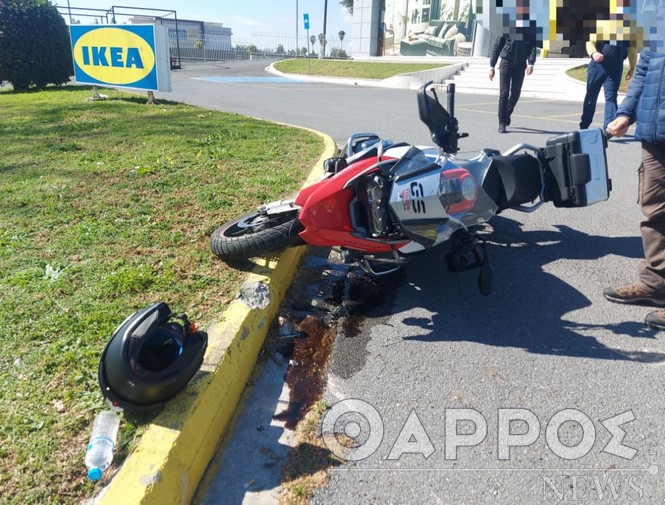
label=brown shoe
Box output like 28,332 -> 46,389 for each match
645,309 -> 665,330
603,284 -> 665,307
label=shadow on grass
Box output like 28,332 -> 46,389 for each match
111,95 -> 182,107
0,84 -> 84,95
0,84 -> 130,95
215,253 -> 292,275
2,84 -> 182,105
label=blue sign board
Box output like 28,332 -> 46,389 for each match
303,13 -> 310,30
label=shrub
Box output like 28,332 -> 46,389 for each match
330,48 -> 349,59
0,0 -> 73,90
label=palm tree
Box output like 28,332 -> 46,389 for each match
318,32 -> 326,58
338,30 -> 345,50
310,34 -> 316,56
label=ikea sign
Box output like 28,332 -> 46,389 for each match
70,25 -> 171,92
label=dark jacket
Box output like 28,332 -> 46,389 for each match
616,50 -> 665,144
592,41 -> 630,63
489,36 -> 537,69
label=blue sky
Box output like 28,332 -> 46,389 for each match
54,1 -> 353,41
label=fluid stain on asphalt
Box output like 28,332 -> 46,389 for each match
273,315 -> 336,429
328,268 -> 406,380
270,247 -> 344,428
272,249 -> 406,427
340,269 -> 406,338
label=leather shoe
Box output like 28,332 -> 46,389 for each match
646,309 -> 665,331
498,124 -> 507,133
603,284 -> 665,307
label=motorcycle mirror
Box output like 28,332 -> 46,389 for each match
417,81 -> 455,152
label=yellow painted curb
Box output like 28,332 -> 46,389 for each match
98,132 -> 336,505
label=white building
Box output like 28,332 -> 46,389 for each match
351,0 -> 484,58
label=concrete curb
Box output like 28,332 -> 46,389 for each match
97,132 -> 336,505
382,62 -> 468,90
267,61 -> 467,90
267,59 -> 628,103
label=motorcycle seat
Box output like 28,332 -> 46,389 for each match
483,154 -> 542,212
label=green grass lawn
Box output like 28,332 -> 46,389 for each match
0,86 -> 323,504
566,64 -> 632,94
274,58 -> 445,79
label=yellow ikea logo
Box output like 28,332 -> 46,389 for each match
73,27 -> 155,85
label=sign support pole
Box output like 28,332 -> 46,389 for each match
304,13 -> 311,74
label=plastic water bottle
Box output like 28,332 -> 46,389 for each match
85,410 -> 120,481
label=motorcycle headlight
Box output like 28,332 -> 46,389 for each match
439,168 -> 478,215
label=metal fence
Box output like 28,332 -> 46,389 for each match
169,31 -> 350,63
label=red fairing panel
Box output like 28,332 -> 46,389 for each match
295,157 -> 395,252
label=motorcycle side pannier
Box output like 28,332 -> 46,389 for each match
542,128 -> 611,208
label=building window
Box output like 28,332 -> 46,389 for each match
168,28 -> 187,40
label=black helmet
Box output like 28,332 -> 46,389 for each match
98,302 -> 208,412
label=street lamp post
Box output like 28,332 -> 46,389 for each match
323,0 -> 328,58
296,0 -> 299,56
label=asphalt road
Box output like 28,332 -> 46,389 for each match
166,59 -> 665,504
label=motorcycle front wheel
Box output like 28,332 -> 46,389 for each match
210,210 -> 303,259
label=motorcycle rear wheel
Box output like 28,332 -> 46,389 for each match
210,210 -> 302,259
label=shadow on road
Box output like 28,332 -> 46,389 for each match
504,126 -> 569,136
395,216 -> 665,363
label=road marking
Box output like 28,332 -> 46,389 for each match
193,76 -> 305,83
456,107 -> 593,125
546,112 -> 585,119
460,98 -> 555,107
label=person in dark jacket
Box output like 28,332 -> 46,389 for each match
489,36 -> 537,133
579,39 -> 637,130
604,49 -> 665,330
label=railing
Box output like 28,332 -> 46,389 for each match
168,32 -> 350,63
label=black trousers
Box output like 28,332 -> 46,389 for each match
498,60 -> 526,125
638,142 -> 665,292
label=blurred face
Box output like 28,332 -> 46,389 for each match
614,0 -> 627,16
516,0 -> 529,18
482,0 -> 661,49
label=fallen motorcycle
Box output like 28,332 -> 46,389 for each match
210,81 -> 611,294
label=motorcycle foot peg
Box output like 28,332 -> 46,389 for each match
340,249 -> 358,264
